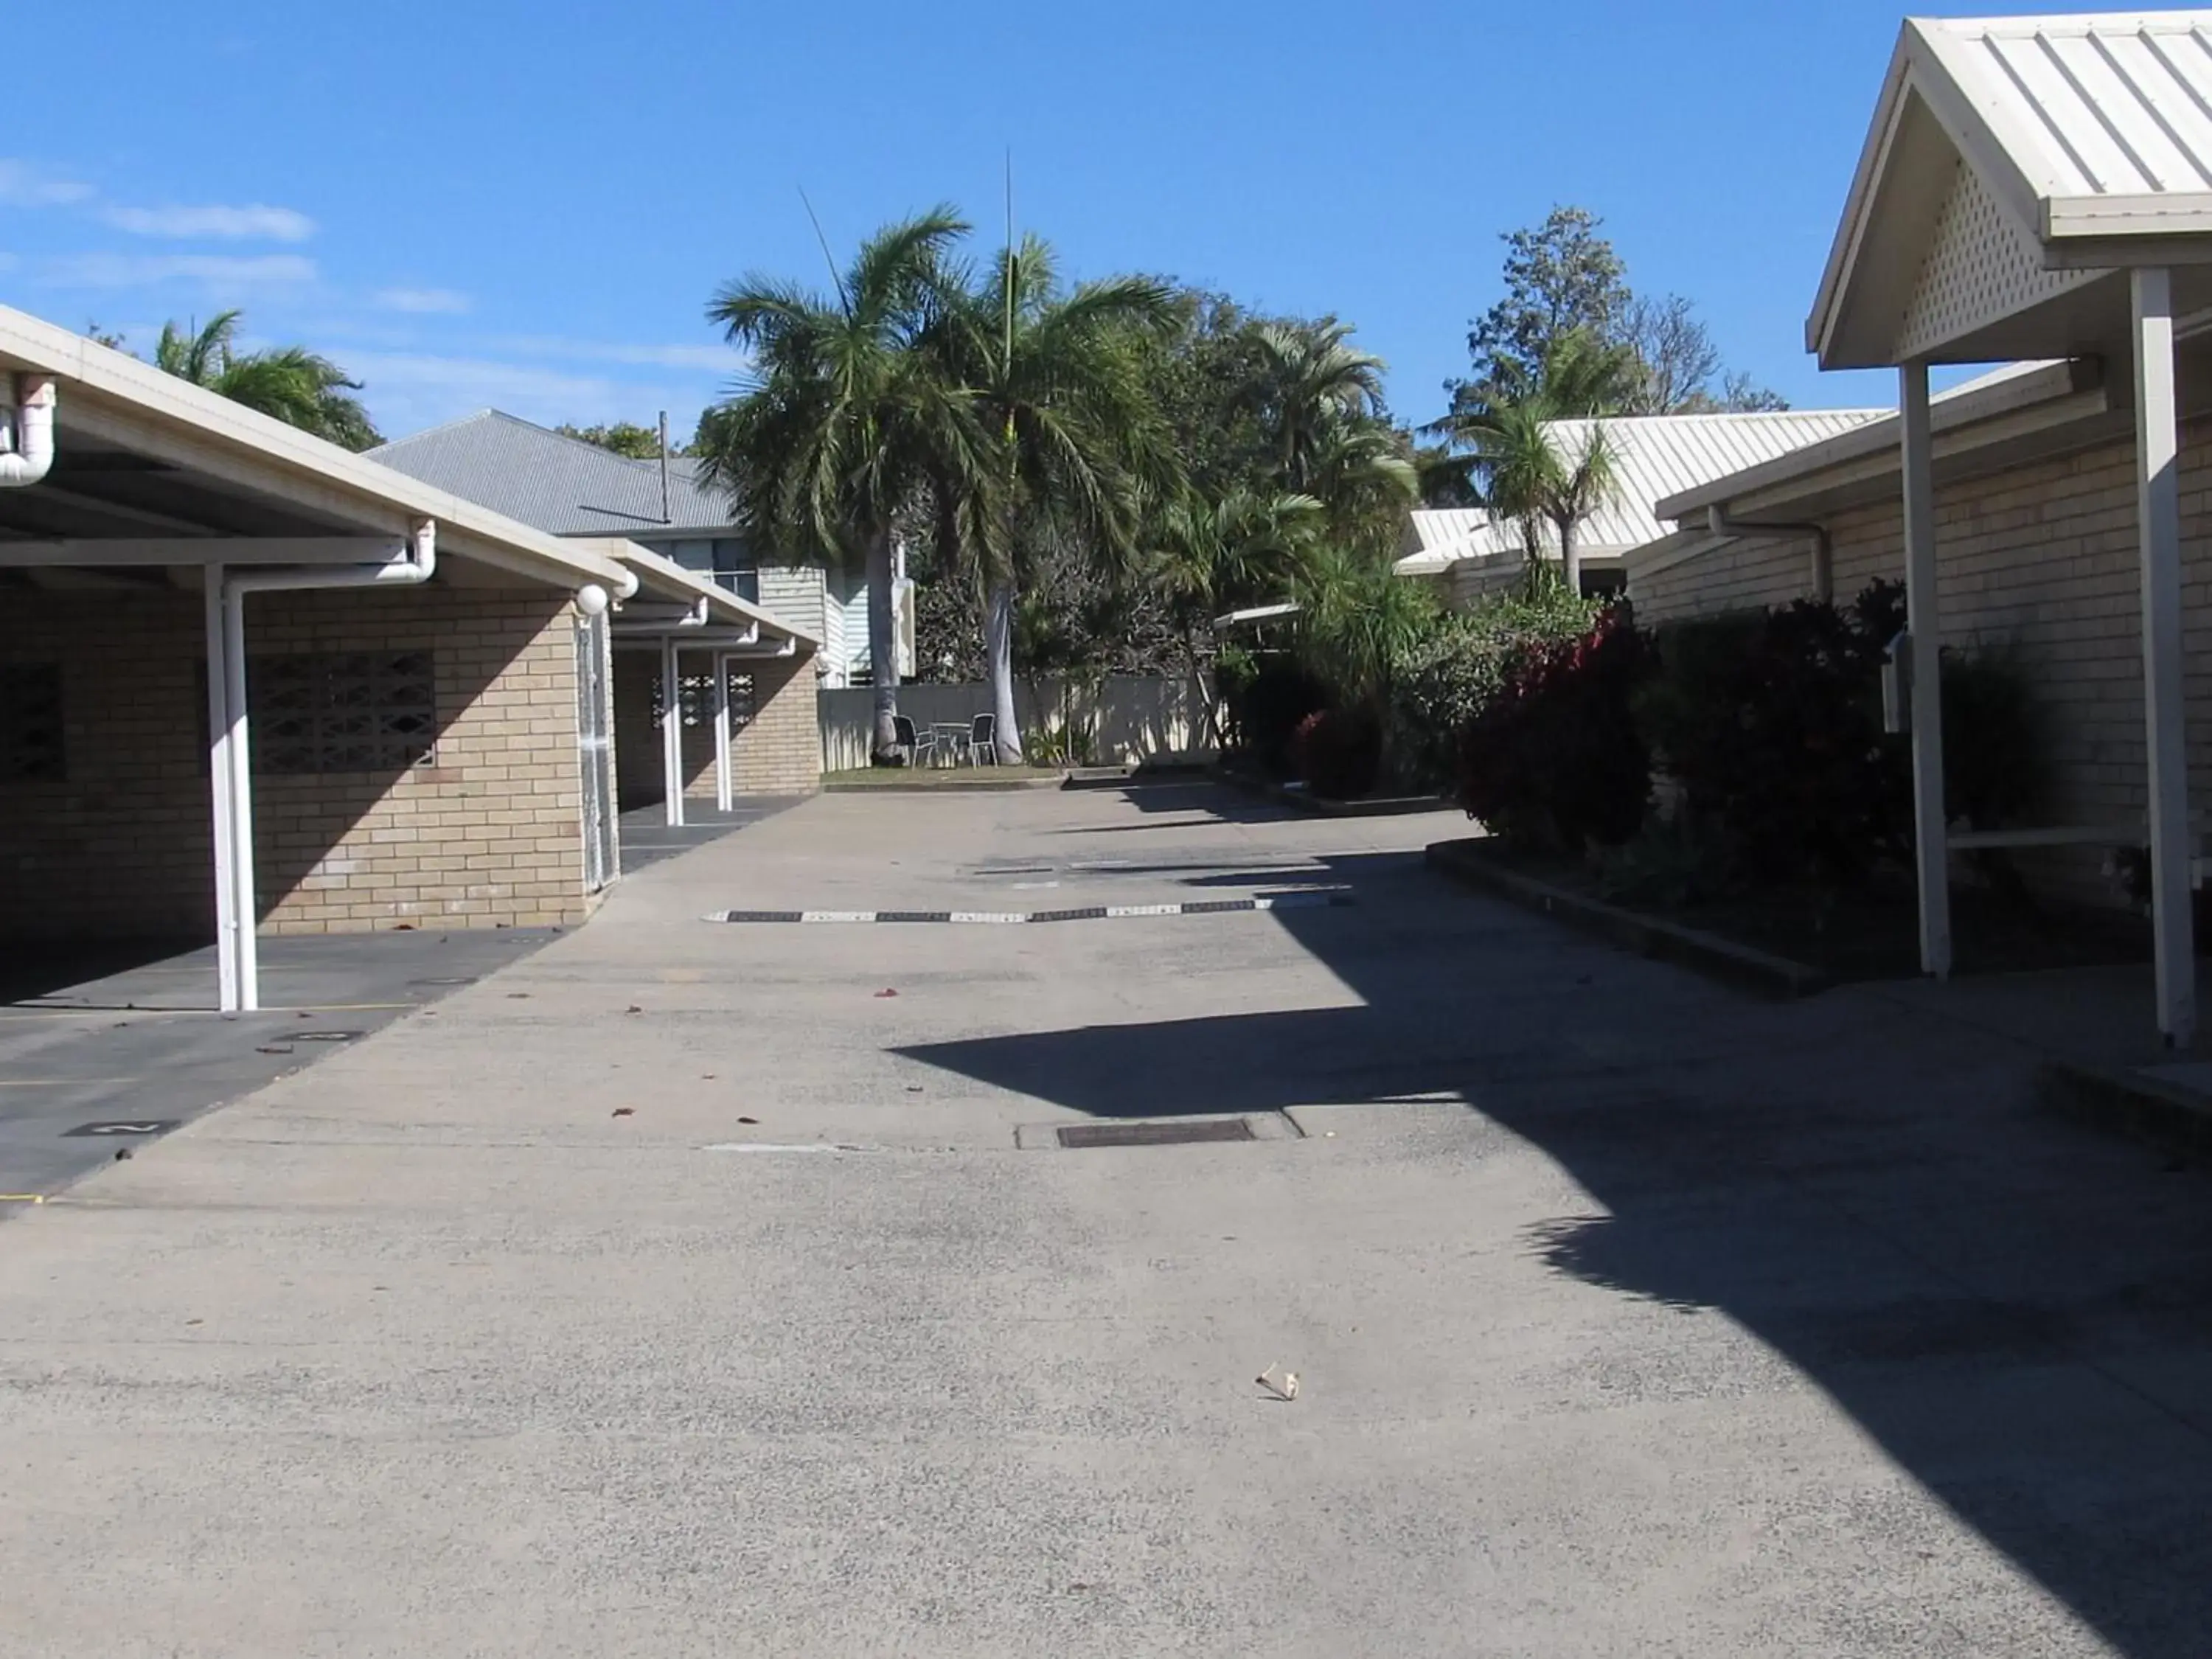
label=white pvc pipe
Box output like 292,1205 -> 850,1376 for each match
713,651 -> 734,813
661,635 -> 685,828
205,521 -> 437,1012
1900,363 -> 1951,981
204,564 -> 241,1012
0,375 -> 57,487
2133,268 -> 2196,1048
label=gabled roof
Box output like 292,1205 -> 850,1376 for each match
1392,411 -> 1884,577
1810,11 -> 2212,369
369,410 -> 734,536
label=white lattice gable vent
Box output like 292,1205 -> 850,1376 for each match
1893,158 -> 2103,363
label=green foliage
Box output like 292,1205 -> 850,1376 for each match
153,310 -> 380,450
556,421 -> 664,459
1292,706 -> 1382,801
1228,658 -> 1332,779
1458,608 -> 1653,853
1445,205 -> 1781,428
1461,206 -> 1631,399
1385,582 -> 1601,793
1291,543 -> 1438,709
1636,583 -> 1908,887
1942,645 -> 2048,832
1023,720 -> 1097,767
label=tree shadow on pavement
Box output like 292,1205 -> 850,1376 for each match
896,845 -> 2212,1659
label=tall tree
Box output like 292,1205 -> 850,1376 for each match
1249,319 -> 1389,493
557,420 -> 664,459
1455,206 -> 1630,406
1147,490 -> 1324,747
153,311 -> 380,450
1430,330 -> 1629,593
925,237 -> 1178,763
698,209 -> 991,762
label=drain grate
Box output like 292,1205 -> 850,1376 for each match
1057,1119 -> 1256,1150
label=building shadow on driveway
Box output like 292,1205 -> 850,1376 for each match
896,845 -> 2212,1659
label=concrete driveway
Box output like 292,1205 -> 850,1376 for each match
3,782 -> 2210,1657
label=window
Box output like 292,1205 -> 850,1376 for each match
661,537 -> 759,605
1,663 -> 63,782
251,651 -> 437,774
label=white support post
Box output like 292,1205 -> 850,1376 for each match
1901,361 -> 1952,980
223,583 -> 259,1012
713,651 -> 734,813
2133,267 -> 2196,1048
660,636 -> 685,829
204,565 -> 241,1013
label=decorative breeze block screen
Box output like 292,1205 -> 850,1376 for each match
252,651 -> 438,774
0,662 -> 64,782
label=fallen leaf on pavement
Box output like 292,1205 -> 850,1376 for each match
737,1116 -> 759,1125
874,989 -> 900,999
612,1107 -> 635,1119
1255,1364 -> 1299,1402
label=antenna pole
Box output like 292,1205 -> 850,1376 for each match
658,410 -> 670,525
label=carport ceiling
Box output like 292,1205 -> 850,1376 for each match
0,425 -> 352,544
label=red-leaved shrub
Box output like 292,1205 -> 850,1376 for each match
1457,608 -> 1651,852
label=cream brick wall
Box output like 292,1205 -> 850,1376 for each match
611,644 -> 822,807
732,652 -> 822,796
1628,420 -> 2212,907
0,584 -> 591,941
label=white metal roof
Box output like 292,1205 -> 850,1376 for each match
1811,11 -> 2212,369
1393,411 -> 1884,577
592,541 -> 819,646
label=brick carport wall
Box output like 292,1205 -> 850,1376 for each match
0,582 -> 596,940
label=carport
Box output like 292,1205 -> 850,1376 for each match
0,306 -> 638,1012
599,546 -> 813,826
1809,11 -> 2212,1046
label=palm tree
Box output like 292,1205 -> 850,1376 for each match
698,209 -> 992,762
925,237 -> 1178,763
1427,329 -> 1631,594
1248,319 -> 1390,493
153,312 -> 380,450
1147,490 -> 1324,748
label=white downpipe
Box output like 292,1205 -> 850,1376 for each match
661,635 -> 686,828
206,520 -> 437,1012
204,564 -> 241,1012
713,651 -> 734,814
1899,363 -> 1951,981
0,375 -> 57,487
2133,268 -> 2195,1048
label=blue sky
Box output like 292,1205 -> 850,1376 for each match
3,1 -> 2096,440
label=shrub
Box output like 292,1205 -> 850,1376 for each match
1387,585 -> 1603,793
1293,706 -> 1382,801
1636,582 -> 1911,886
1229,658 -> 1332,779
1458,607 -> 1652,852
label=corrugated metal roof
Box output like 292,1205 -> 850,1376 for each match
1918,13 -> 2212,214
369,410 -> 734,536
1393,410 -> 1885,576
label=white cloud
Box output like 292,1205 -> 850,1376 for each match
38,252 -> 318,289
101,202 -> 316,242
338,347 -> 725,437
372,286 -> 472,315
0,159 -> 93,209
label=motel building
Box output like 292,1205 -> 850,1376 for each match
0,305 -> 817,1013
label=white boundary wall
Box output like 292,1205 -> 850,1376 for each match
819,675 -> 1200,771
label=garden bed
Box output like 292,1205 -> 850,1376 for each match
1430,835 -> 2151,988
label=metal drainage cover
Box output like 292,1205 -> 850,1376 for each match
291,1030 -> 364,1043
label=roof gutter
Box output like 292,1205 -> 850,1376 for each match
1706,506 -> 1835,602
0,375 -> 56,486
